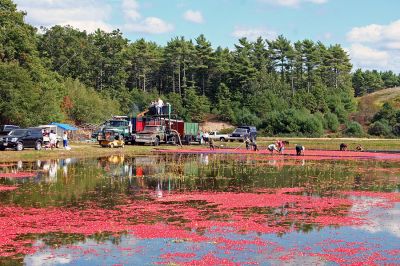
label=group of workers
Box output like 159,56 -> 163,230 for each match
150,98 -> 165,115
266,140 -> 305,156
42,130 -> 58,149
42,129 -> 69,149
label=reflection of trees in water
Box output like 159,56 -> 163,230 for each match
0,155 -> 399,265
1,154 -> 399,208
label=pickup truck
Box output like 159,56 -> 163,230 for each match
228,126 -> 257,142
134,125 -> 166,146
207,131 -> 229,142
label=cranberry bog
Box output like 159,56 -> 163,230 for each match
0,152 -> 399,265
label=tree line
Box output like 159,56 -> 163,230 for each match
1,0 -> 399,136
353,69 -> 400,97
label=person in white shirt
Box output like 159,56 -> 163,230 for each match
267,143 -> 278,154
49,130 -> 57,149
157,98 -> 164,115
203,132 -> 210,143
63,131 -> 68,148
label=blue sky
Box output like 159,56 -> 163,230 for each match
14,0 -> 400,72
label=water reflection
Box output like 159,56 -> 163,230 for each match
0,154 -> 399,265
1,154 -> 400,205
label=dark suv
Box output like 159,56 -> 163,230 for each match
0,128 -> 44,151
229,126 -> 257,141
0,125 -> 20,135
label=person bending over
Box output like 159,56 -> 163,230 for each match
295,144 -> 305,156
340,143 -> 348,151
267,143 -> 279,154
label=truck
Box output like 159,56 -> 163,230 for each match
97,116 -> 132,145
134,117 -> 200,146
97,103 -> 200,146
228,126 -> 257,142
98,129 -> 125,148
134,125 -> 166,146
207,131 -> 229,142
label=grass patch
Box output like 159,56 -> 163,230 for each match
1,138 -> 400,163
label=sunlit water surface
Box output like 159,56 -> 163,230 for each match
0,153 -> 399,265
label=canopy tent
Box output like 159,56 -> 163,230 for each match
50,122 -> 78,131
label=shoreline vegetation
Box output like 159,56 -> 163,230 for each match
1,138 -> 400,162
2,0 -> 400,139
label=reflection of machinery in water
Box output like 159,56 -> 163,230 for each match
97,155 -> 131,177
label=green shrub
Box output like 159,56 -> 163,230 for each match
261,109 -> 323,137
392,123 -> 400,136
64,79 -> 120,124
344,121 -> 364,137
368,121 -> 391,136
324,112 -> 339,132
233,107 -> 261,127
219,127 -> 235,134
300,115 -> 324,137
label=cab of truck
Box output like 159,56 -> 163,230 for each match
134,125 -> 166,146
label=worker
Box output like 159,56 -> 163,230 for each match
267,143 -> 279,154
245,137 -> 251,150
49,130 -> 57,149
157,98 -> 164,115
203,131 -> 209,143
63,131 -> 68,149
340,143 -> 348,151
276,140 -> 285,154
355,144 -> 364,151
251,138 -> 259,151
295,144 -> 305,156
209,138 -> 216,150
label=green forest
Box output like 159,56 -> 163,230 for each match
1,0 -> 400,137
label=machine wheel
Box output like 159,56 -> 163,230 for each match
121,144 -> 125,148
110,143 -> 115,148
16,142 -> 24,151
56,141 -> 60,148
35,141 -> 42,151
220,137 -> 226,142
0,147 -> 5,151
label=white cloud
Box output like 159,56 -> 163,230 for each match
385,42 -> 400,50
307,0 -> 328,3
124,17 -> 174,34
346,19 -> 400,72
183,10 -> 204,24
258,0 -> 328,8
347,20 -> 400,43
25,252 -> 72,266
14,0 -> 113,32
122,0 -> 141,21
348,43 -> 389,68
14,0 -> 175,35
120,0 -> 174,34
347,24 -> 384,43
232,26 -> 277,41
351,198 -> 400,238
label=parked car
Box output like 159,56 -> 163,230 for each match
229,126 -> 257,142
208,131 -> 230,142
0,125 -> 20,135
0,128 -> 44,151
